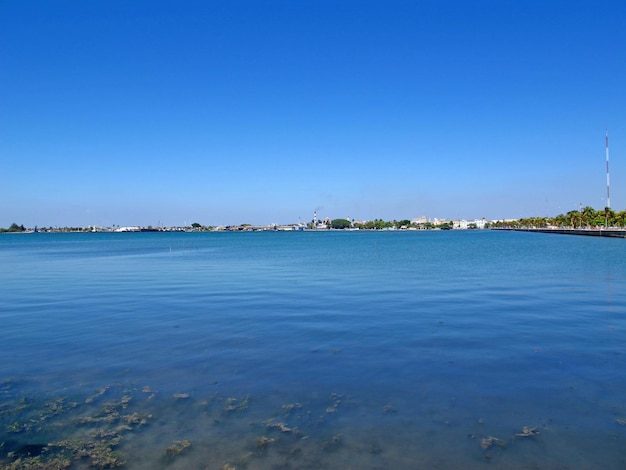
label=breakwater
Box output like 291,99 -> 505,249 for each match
498,228 -> 626,238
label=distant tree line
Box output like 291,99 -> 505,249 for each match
314,218 -> 456,230
352,219 -> 454,230
0,224 -> 94,233
0,223 -> 26,233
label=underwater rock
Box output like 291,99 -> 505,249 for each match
165,439 -> 191,459
224,396 -> 249,413
325,393 -> 342,415
256,436 -> 275,450
0,454 -> 72,469
480,436 -> 506,450
323,434 -> 342,451
281,403 -> 303,415
515,426 -> 539,438
265,420 -> 300,436
51,438 -> 125,468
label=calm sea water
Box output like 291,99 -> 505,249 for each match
1,230 -> 625,469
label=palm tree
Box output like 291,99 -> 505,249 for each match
566,210 -> 581,228
581,206 -> 596,227
614,210 -> 626,228
604,207 -> 616,227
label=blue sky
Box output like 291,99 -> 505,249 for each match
2,0 -> 625,227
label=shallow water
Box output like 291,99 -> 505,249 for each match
1,230 -> 625,469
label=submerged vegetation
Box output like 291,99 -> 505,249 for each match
0,381 -> 360,469
0,384 -> 151,469
0,377 -> 560,469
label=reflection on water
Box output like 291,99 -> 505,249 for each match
1,231 -> 626,468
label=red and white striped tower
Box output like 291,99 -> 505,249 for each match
606,130 -> 611,209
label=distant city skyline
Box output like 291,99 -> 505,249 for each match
2,1 -> 625,228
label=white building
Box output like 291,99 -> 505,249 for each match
456,219 -> 487,229
412,216 -> 428,225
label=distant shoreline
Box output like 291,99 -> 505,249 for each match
3,228 -> 626,238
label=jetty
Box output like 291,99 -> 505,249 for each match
498,228 -> 626,238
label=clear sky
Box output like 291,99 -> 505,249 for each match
2,0 -> 625,227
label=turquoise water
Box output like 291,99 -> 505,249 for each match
1,230 -> 625,469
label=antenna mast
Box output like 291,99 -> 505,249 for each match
606,130 -> 611,209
